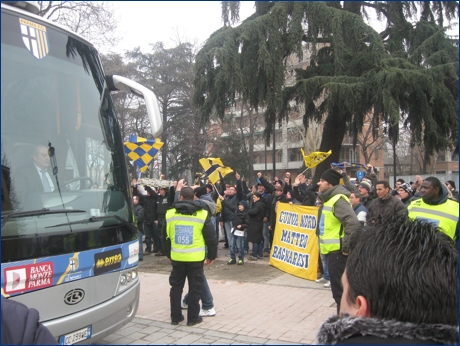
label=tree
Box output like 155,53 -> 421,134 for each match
36,1 -> 120,50
127,42 -> 199,176
193,2 -> 458,181
100,53 -> 151,178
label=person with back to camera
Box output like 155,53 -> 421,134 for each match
2,298 -> 57,344
317,169 -> 361,313
316,218 -> 458,344
162,186 -> 218,326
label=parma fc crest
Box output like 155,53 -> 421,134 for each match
19,18 -> 49,59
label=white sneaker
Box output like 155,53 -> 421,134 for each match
324,281 -> 331,288
181,301 -> 188,309
199,307 -> 216,317
315,277 -> 328,284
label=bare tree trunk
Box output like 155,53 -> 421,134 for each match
161,100 -> 168,178
313,108 -> 347,182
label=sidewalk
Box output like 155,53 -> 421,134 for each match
96,248 -> 336,345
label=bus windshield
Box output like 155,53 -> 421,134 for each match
1,10 -> 135,263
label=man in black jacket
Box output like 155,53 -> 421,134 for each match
219,173 -> 244,256
133,196 -> 146,261
154,186 -> 175,256
267,185 -> 286,251
162,187 -> 218,326
316,218 -> 458,344
141,186 -> 157,255
256,172 -> 272,257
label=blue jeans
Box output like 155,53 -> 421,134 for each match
183,274 -> 213,310
232,234 -> 245,261
244,230 -> 249,252
138,229 -> 144,260
153,220 -> 164,253
224,221 -> 235,259
262,222 -> 270,252
320,252 -> 330,281
253,242 -> 262,258
143,221 -> 154,252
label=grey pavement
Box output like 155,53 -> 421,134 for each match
96,247 -> 336,345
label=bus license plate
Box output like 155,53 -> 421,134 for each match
59,326 -> 92,345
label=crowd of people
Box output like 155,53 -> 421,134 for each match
131,165 -> 458,340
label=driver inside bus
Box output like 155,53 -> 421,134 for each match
16,144 -> 55,200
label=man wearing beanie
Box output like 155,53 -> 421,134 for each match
317,169 -> 361,314
341,164 -> 378,209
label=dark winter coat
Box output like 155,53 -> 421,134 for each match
269,194 -> 287,229
141,186 -> 157,223
133,203 -> 145,230
161,200 -> 218,261
316,315 -> 458,344
367,193 -> 407,224
233,209 -> 250,232
247,200 -> 267,243
2,298 -> 57,344
221,199 -> 250,230
154,186 -> 175,220
293,182 -> 318,206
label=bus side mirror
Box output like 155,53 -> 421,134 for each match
105,75 -> 163,138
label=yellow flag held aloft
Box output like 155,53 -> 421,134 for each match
300,149 -> 332,169
199,157 -> 233,184
124,134 -> 163,173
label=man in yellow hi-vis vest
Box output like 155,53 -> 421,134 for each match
318,169 -> 361,314
408,176 -> 458,241
162,186 -> 218,326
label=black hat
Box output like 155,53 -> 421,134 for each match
320,169 -> 342,186
205,184 -> 213,191
447,180 -> 456,190
194,186 -> 207,198
238,200 -> 248,209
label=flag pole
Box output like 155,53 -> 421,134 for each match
300,167 -> 310,175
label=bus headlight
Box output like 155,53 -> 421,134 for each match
116,267 -> 139,295
120,274 -> 127,285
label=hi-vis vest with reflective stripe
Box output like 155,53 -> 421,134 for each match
320,194 -> 349,255
407,198 -> 459,239
166,208 -> 208,262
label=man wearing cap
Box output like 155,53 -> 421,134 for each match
318,169 -> 361,313
341,164 -> 378,209
408,177 -> 459,240
445,180 -> 458,201
396,182 -> 415,207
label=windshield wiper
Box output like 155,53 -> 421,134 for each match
1,208 -> 86,227
45,215 -> 137,233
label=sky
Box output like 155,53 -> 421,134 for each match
105,2 -> 458,56
105,1 -> 256,54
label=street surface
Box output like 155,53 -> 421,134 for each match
96,247 -> 336,345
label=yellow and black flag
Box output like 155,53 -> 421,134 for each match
300,149 -> 332,169
199,157 -> 233,184
124,135 -> 163,173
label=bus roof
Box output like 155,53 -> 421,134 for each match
1,2 -> 96,50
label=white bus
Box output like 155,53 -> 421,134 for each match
1,2 -> 162,344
